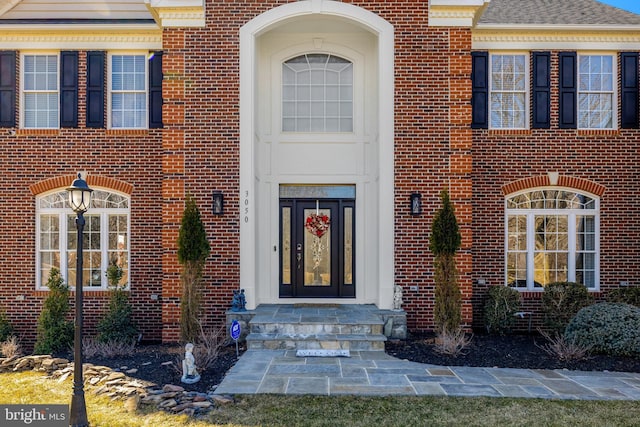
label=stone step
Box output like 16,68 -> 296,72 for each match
245,332 -> 386,351
249,321 -> 383,336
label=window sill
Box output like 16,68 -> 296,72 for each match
577,129 -> 619,137
106,129 -> 150,136
16,129 -> 60,136
488,129 -> 532,135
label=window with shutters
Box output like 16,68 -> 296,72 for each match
21,53 -> 59,129
578,54 -> 615,129
490,54 -> 528,129
109,53 -> 147,129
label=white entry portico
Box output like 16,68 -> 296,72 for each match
239,0 -> 394,309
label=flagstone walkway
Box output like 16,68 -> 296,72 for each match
214,349 -> 640,400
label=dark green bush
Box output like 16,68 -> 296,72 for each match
564,302 -> 640,357
97,261 -> 138,344
34,268 -> 74,355
541,281 -> 593,333
0,309 -> 14,342
607,287 -> 640,307
430,190 -> 462,334
483,286 -> 521,335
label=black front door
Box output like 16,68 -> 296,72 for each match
279,198 -> 355,298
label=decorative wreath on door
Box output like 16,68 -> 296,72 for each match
305,213 -> 331,238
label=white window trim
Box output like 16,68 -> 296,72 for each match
20,51 -> 60,129
504,188 -> 600,291
35,188 -> 131,291
107,51 -> 148,130
272,43 -> 365,144
489,52 -> 529,130
577,52 -> 617,130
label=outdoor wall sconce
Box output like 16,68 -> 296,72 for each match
410,192 -> 422,216
213,191 -> 224,215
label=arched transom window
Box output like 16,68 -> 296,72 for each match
505,189 -> 599,290
282,53 -> 353,133
37,189 -> 130,290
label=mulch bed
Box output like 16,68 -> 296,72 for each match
73,332 -> 640,394
385,332 -> 640,373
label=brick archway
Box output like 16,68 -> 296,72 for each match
30,174 -> 134,196
501,175 -> 606,197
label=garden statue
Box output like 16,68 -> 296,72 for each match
238,289 -> 247,311
181,342 -> 200,384
231,289 -> 240,312
231,289 -> 247,312
393,285 -> 403,311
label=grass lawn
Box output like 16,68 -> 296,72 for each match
1,371 -> 640,426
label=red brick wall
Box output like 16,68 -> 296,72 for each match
472,51 -> 640,331
0,50 -> 165,349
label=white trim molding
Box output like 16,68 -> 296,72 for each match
146,0 -> 205,28
473,29 -> 640,50
429,0 -> 490,27
240,0 -> 395,310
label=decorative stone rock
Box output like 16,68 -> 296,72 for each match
163,384 -> 184,393
124,395 -> 140,413
211,394 -> 234,405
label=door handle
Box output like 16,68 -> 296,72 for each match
296,253 -> 302,270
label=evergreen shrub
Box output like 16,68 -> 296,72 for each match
564,302 -> 640,356
606,287 -> 640,307
34,268 -> 74,354
0,310 -> 14,342
541,281 -> 593,333
97,261 -> 138,344
483,285 -> 521,335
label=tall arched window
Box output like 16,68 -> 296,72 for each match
505,189 -> 599,290
36,189 -> 130,289
282,53 -> 353,132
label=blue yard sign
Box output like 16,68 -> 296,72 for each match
230,320 -> 241,340
230,320 -> 241,356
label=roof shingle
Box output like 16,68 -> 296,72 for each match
478,0 -> 640,26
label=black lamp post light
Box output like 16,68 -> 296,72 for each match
66,172 -> 93,427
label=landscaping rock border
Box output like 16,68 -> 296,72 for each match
0,354 -> 234,418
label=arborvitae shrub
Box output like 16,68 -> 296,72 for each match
178,195 -> 210,342
565,302 -> 640,356
0,310 -> 14,342
34,268 -> 74,355
97,261 -> 138,344
483,286 -> 521,335
430,190 -> 462,333
541,281 -> 593,334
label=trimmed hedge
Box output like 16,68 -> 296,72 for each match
607,287 -> 640,307
564,302 -> 640,357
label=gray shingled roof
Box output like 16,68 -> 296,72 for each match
478,0 -> 640,26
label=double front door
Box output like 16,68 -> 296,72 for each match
279,197 -> 355,298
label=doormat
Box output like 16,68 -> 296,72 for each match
293,303 -> 341,308
296,349 -> 350,357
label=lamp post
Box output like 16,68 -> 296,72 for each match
67,173 -> 93,427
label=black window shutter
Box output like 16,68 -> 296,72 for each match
0,51 -> 16,128
86,51 -> 105,128
532,52 -> 550,129
148,52 -> 163,129
558,52 -> 577,129
621,52 -> 639,129
60,51 -> 78,128
471,51 -> 489,129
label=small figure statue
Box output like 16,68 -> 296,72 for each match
181,342 -> 200,384
231,289 -> 240,312
393,285 -> 403,311
238,289 -> 247,311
